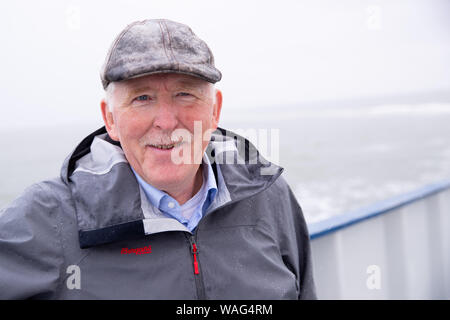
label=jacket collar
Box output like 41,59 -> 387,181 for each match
61,126 -> 283,248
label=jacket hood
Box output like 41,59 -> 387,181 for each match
60,126 -> 283,248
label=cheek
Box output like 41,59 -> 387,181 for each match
180,107 -> 214,132
202,129 -> 213,146
116,113 -> 149,141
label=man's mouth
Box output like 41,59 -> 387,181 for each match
147,141 -> 183,150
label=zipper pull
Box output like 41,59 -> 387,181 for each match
191,242 -> 199,275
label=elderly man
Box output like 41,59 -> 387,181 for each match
0,19 -> 316,299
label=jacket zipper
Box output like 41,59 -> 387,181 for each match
181,168 -> 282,299
186,233 -> 206,299
191,242 -> 199,275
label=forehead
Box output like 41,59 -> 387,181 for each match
116,73 -> 210,93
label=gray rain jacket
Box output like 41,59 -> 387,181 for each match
0,127 -> 316,299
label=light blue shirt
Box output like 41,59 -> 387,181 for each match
131,155 -> 218,232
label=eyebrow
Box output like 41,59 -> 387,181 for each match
121,86 -> 153,104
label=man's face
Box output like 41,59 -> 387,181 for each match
101,73 -> 222,194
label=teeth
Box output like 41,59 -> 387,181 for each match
148,140 -> 183,150
150,143 -> 177,149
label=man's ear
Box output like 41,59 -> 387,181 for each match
100,99 -> 119,141
211,89 -> 223,130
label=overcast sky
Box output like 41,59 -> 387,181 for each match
0,0 -> 449,129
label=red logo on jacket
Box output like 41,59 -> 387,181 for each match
121,245 -> 151,255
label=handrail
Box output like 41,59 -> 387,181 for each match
308,178 -> 450,239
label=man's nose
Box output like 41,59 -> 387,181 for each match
152,101 -> 178,131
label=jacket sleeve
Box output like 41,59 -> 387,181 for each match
273,176 -> 317,299
0,183 -> 65,299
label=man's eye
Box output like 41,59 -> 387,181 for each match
135,95 -> 150,101
176,92 -> 192,97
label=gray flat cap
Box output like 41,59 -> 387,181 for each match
100,19 -> 222,89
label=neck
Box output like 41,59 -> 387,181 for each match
165,165 -> 204,205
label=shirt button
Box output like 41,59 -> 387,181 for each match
168,202 -> 175,209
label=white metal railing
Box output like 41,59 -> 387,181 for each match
308,179 -> 450,299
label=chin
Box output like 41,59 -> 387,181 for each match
142,163 -> 190,188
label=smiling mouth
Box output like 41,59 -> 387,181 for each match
148,141 -> 184,150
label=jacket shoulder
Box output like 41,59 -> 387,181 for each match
0,178 -> 68,299
256,174 -> 317,299
263,174 -> 299,207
